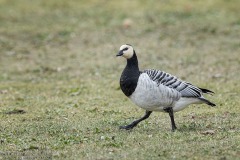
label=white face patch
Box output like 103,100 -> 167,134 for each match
119,44 -> 134,59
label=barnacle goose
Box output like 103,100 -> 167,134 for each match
116,44 -> 216,131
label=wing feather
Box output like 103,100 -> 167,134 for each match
143,69 -> 202,98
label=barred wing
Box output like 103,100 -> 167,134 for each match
143,69 -> 202,98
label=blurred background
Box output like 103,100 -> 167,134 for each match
1,0 -> 239,83
0,0 -> 239,159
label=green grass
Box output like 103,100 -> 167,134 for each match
0,0 -> 240,159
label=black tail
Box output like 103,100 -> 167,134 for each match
198,97 -> 216,107
199,88 -> 215,95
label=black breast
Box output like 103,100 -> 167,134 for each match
120,73 -> 139,97
119,53 -> 140,97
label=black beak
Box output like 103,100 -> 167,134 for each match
116,50 -> 123,57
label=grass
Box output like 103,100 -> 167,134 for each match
0,0 -> 240,159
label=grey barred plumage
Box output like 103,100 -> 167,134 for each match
116,44 -> 216,131
143,69 -> 203,98
130,73 -> 181,111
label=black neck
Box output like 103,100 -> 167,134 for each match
120,51 -> 140,97
126,52 -> 139,71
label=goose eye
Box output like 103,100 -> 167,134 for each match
123,47 -> 128,51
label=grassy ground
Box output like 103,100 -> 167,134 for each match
0,0 -> 240,159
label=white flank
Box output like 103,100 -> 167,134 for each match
130,73 -> 204,112
172,97 -> 202,112
130,73 -> 180,112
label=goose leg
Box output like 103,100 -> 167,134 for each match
120,111 -> 152,130
164,107 -> 177,131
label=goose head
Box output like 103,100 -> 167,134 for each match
116,44 -> 134,59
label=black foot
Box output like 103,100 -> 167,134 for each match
172,126 -> 177,132
119,124 -> 136,130
164,107 -> 177,132
119,111 -> 152,131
